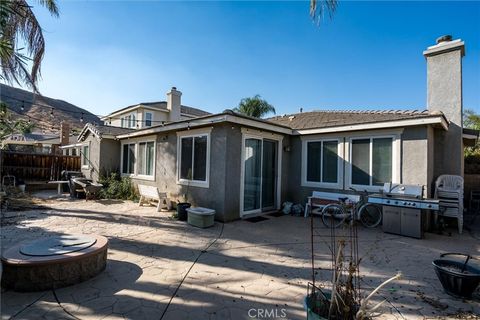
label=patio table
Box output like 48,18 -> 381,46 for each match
48,181 -> 70,195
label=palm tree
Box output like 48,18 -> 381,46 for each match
310,0 -> 338,24
234,95 -> 276,118
0,0 -> 59,91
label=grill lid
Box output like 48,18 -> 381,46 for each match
383,183 -> 423,198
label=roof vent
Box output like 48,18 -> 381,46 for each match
288,116 -> 295,121
436,35 -> 452,44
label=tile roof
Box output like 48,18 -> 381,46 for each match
180,105 -> 210,117
78,123 -> 135,141
266,109 -> 445,130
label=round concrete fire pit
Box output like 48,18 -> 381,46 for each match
1,234 -> 108,292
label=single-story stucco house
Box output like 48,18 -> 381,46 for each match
63,37 -> 478,222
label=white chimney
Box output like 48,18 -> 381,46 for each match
166,87 -> 182,122
423,35 -> 465,176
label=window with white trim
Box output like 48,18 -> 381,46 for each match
306,140 -> 339,184
179,135 -> 208,183
121,140 -> 156,178
145,112 -> 152,127
351,137 -> 393,186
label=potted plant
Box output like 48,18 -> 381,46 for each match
176,169 -> 192,221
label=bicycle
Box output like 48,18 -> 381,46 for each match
321,188 -> 382,228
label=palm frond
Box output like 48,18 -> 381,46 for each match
310,0 -> 338,25
0,0 -> 58,91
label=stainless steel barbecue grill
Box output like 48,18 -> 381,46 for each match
367,183 -> 440,238
367,183 -> 440,211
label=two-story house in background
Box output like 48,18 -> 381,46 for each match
100,87 -> 210,129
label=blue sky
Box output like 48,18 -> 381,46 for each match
30,1 -> 480,116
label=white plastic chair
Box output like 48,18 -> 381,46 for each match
434,175 -> 464,233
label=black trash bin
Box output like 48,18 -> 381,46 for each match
177,203 -> 191,221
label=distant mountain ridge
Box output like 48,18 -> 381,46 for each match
0,83 -> 101,133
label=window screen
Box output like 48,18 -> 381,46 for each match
138,143 -> 146,174
180,135 -> 208,182
322,141 -> 338,183
351,139 -> 370,185
180,137 -> 193,179
306,141 -> 338,184
193,136 -> 207,181
146,142 -> 154,176
372,138 -> 392,185
306,142 -> 321,182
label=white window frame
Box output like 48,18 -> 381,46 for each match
136,140 -> 156,180
301,138 -> 343,189
176,128 -> 212,188
81,142 -> 90,169
239,128 -> 284,217
144,112 -> 153,127
346,134 -> 400,192
120,135 -> 156,181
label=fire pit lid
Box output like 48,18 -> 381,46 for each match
20,235 -> 97,256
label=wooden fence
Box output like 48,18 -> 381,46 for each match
0,151 -> 81,182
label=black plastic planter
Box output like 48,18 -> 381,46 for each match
432,253 -> 480,299
177,203 -> 191,221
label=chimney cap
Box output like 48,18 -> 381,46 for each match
172,86 -> 177,90
436,35 -> 452,44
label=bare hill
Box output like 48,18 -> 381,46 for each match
0,83 -> 101,133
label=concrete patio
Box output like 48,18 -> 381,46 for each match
1,198 -> 479,320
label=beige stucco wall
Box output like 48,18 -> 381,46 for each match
425,42 -> 464,176
128,123 -> 230,221
107,107 -> 172,129
80,134 -> 100,182
126,122 -> 289,222
401,126 -> 434,196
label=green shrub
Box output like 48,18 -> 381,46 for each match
98,173 -> 138,201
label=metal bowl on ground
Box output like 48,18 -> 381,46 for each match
432,253 -> 480,299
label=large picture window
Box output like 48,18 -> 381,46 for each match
121,140 -> 155,178
306,140 -> 339,184
351,137 -> 393,186
179,135 -> 208,182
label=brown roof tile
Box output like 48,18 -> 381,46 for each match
266,110 -> 443,130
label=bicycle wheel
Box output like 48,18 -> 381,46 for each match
321,204 -> 347,228
358,203 -> 382,228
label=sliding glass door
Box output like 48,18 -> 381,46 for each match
243,138 -> 278,215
